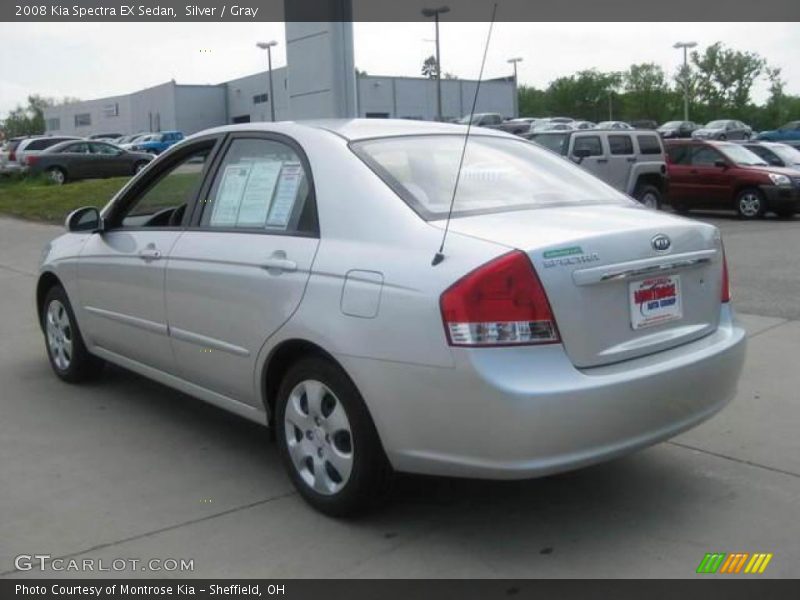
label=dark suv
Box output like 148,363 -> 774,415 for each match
665,139 -> 800,219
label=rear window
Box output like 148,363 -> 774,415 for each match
609,135 -> 634,155
637,135 -> 663,155
352,134 -> 629,220
27,138 -> 71,151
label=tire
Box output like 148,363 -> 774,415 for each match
634,184 -> 662,210
719,134 -> 727,141
42,285 -> 104,383
47,167 -> 66,185
133,161 -> 149,175
275,356 -> 391,517
735,188 -> 766,220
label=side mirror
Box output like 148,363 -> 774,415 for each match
572,148 -> 591,164
66,206 -> 103,233
714,159 -> 728,169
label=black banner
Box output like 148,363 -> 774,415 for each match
4,580 -> 800,600
1,0 -> 799,22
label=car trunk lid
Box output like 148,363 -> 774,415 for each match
437,204 -> 724,368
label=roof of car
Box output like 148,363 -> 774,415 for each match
194,119 -> 514,143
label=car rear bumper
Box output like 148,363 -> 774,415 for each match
760,185 -> 800,212
342,304 -> 746,479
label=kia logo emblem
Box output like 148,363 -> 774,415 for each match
651,234 -> 671,252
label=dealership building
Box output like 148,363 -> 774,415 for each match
43,49 -> 516,137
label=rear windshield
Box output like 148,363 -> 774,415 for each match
352,134 -> 629,220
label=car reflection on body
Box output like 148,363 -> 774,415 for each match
37,120 -> 746,515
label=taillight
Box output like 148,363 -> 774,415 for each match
721,251 -> 730,303
9,149 -> 16,161
440,250 -> 560,347
26,155 -> 38,166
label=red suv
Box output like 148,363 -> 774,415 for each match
665,139 -> 800,219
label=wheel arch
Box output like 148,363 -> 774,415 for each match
261,338 -> 345,428
36,271 -> 63,331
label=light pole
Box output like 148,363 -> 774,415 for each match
256,40 -> 278,122
673,41 -> 697,122
507,57 -> 522,117
422,5 -> 450,121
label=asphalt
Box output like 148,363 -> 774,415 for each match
0,211 -> 798,579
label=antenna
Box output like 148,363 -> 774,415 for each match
432,3 -> 498,267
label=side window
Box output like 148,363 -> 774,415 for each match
199,137 -> 315,234
667,145 -> 690,165
63,143 -> 89,154
113,147 -> 211,228
608,135 -> 634,155
691,147 -> 722,167
637,135 -> 662,155
572,136 -> 603,157
90,143 -> 119,155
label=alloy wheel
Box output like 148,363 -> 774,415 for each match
283,379 -> 354,495
738,192 -> 762,218
640,192 -> 659,209
49,169 -> 65,185
46,299 -> 73,370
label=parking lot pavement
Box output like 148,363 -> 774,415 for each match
1,214 -> 799,579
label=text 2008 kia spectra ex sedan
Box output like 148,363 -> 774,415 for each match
37,119 -> 746,516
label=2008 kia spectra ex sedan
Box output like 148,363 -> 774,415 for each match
37,119 -> 746,516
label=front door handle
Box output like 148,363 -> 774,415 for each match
138,245 -> 162,261
261,251 -> 297,273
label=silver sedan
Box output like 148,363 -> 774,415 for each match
37,120 -> 746,516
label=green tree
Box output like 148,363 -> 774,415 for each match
421,55 -> 439,80
622,63 -> 672,122
689,42 -> 765,120
545,70 -> 622,122
1,94 -> 58,138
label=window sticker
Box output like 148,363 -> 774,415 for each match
266,162 -> 303,228
236,160 -> 282,226
210,164 -> 251,226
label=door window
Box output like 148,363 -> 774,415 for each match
61,143 -> 90,154
691,147 -> 723,167
199,138 -> 316,234
110,147 -> 211,228
572,136 -> 603,157
90,142 -> 120,155
608,135 -> 634,155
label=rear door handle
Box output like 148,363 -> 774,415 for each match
596,158 -> 608,163
626,157 -> 636,162
261,251 -> 297,273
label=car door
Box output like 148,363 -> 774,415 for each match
75,137 -> 220,372
606,134 -> 635,193
88,142 -> 122,177
569,134 -> 608,185
665,143 -> 693,203
164,133 -> 320,406
687,145 -> 734,206
58,142 -> 91,179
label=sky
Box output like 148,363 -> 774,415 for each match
1,21 -> 798,120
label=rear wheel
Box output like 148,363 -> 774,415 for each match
735,188 -> 766,220
133,161 -> 148,174
275,356 -> 391,517
42,285 -> 104,382
47,167 -> 66,185
634,184 -> 662,210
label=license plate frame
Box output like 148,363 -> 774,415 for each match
629,275 -> 682,330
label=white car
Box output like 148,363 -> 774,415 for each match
15,135 -> 82,169
38,120 -> 746,515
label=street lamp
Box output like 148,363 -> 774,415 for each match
421,5 -> 450,121
256,40 -> 278,122
673,41 -> 697,122
507,57 -> 523,117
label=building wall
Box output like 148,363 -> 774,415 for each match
175,85 -> 227,133
43,73 -> 516,136
43,94 -> 133,136
226,67 -> 290,124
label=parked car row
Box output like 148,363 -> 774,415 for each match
0,130 -> 185,184
524,124 -> 800,219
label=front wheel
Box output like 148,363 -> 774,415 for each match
634,184 -> 662,210
735,188 -> 766,220
42,285 -> 104,382
275,357 -> 391,517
